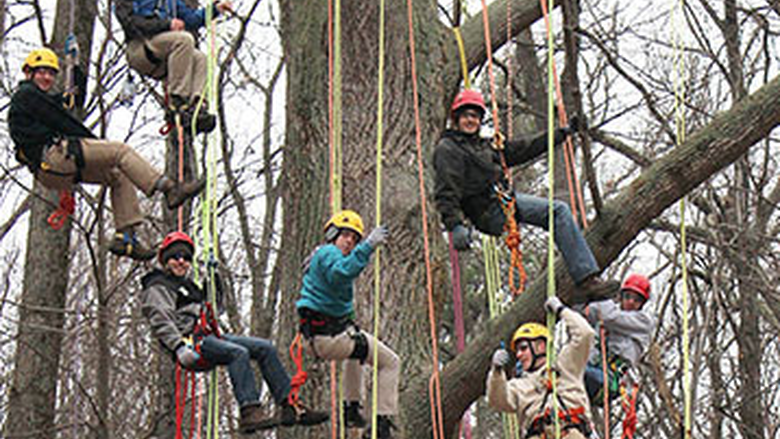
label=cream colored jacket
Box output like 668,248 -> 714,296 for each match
487,308 -> 595,435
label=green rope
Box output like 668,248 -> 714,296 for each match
370,0 -> 385,438
331,0 -> 343,213
543,0 -> 560,437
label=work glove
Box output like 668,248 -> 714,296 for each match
365,225 -> 389,249
176,345 -> 201,368
491,348 -> 512,371
545,296 -> 565,318
451,224 -> 472,251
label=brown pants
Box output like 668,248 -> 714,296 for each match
309,327 -> 400,416
126,31 -> 207,101
36,138 -> 162,230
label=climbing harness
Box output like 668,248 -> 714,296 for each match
525,374 -> 591,439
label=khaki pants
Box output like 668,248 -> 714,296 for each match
126,31 -> 207,101
310,327 -> 400,416
37,138 -> 162,230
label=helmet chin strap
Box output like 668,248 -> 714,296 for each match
523,339 -> 547,373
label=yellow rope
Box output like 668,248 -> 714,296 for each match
452,27 -> 471,89
671,1 -> 691,437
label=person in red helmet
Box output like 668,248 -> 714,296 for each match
581,273 -> 655,402
433,89 -> 609,294
140,232 -> 329,433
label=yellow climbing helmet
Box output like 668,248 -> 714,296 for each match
324,210 -> 365,241
23,48 -> 60,72
511,323 -> 549,350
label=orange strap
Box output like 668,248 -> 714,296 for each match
287,332 -> 308,406
47,190 -> 75,230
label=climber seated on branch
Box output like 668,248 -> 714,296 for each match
580,273 -> 655,403
8,48 -> 205,261
433,89 -> 612,297
140,232 -> 328,434
488,297 -> 595,439
296,210 -> 400,439
114,0 -> 234,133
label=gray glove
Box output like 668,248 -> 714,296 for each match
451,225 -> 472,251
491,348 -> 512,370
365,225 -> 388,249
545,296 -> 565,317
176,345 -> 200,368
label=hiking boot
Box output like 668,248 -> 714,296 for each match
193,111 -> 217,133
166,104 -> 216,134
362,415 -> 396,439
279,399 -> 329,427
344,401 -> 367,428
162,177 -> 207,209
107,230 -> 155,261
574,276 -> 621,304
239,404 -> 275,434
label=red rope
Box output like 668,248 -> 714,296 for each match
601,324 -> 610,439
621,384 -> 639,439
287,332 -> 308,406
175,364 -> 185,439
47,190 -> 75,230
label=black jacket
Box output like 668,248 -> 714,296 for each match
433,129 -> 564,233
8,77 -> 94,169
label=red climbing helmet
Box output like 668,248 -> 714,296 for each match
159,231 -> 195,264
450,89 -> 486,117
621,274 -> 650,301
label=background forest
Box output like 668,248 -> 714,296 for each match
1,0 -> 779,438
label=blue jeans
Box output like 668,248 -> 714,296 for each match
477,192 -> 598,284
584,363 -> 604,401
199,334 -> 291,408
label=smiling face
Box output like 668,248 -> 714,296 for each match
455,107 -> 483,135
334,229 -> 361,256
165,251 -> 192,277
27,67 -> 57,92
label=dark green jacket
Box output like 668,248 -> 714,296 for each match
8,77 -> 94,169
433,129 -> 564,233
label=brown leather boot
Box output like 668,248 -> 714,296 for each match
162,177 -> 207,209
239,405 -> 274,434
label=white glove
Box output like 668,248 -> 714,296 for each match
365,226 -> 389,249
545,296 -> 565,317
491,348 -> 511,370
176,345 -> 200,368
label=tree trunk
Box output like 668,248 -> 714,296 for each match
3,1 -> 97,437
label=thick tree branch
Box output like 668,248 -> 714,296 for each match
404,71 -> 780,439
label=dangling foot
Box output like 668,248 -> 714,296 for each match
362,415 -> 396,439
575,276 -> 620,304
239,404 -> 276,434
162,177 -> 207,209
107,229 -> 155,261
344,401 -> 367,428
279,399 -> 329,427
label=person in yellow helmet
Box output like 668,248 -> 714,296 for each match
487,297 -> 595,439
296,210 -> 399,439
8,47 -> 205,261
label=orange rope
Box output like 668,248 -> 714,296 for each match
621,384 -> 640,439
288,333 -> 309,406
407,1 -> 444,438
538,0 -> 588,229
479,0 -> 528,297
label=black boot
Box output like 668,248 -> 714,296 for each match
344,401 -> 367,428
166,95 -> 216,134
574,276 -> 621,304
279,399 -> 329,427
362,415 -> 395,439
